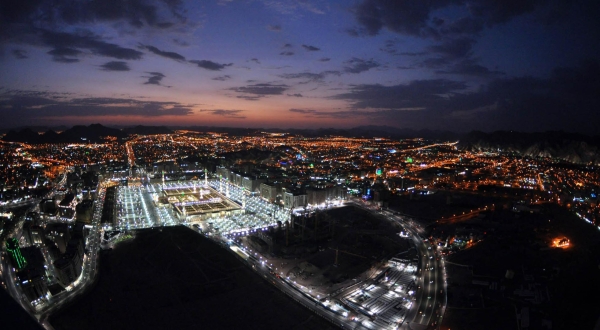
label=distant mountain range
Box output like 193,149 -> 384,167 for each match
459,131 -> 600,164
1,124 -> 172,144
3,124 -> 599,164
0,123 -> 460,142
166,125 -> 461,140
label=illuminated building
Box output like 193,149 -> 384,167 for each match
283,190 -> 307,209
58,193 -> 77,220
161,185 -> 242,222
45,223 -> 71,253
23,222 -> 44,246
6,238 -> 27,269
260,182 -> 281,203
242,176 -> 265,193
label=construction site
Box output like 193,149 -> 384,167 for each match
242,205 -> 412,296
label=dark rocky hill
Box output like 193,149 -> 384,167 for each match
2,124 -> 127,144
459,131 -> 600,164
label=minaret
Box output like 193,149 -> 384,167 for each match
219,175 -> 223,192
242,192 -> 246,209
200,188 -> 204,199
226,182 -> 230,197
162,170 -> 165,188
204,170 -> 208,187
193,182 -> 196,193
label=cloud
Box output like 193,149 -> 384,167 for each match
352,0 -> 431,36
289,108 -> 373,119
52,56 -> 80,63
212,75 -> 232,81
260,0 -> 325,15
350,0 -> 553,38
412,38 -> 502,77
156,22 -> 174,29
236,95 -> 261,101
47,47 -> 82,57
280,51 -> 294,56
319,57 -> 331,62
230,83 -> 289,99
189,60 -> 233,71
282,43 -> 293,48
279,70 -> 341,83
0,0 -> 186,33
441,17 -> 485,35
0,91 -> 193,121
380,39 -> 427,56
343,57 -> 380,74
436,59 -> 505,77
345,28 -> 361,37
427,38 -> 475,60
287,94 -> 303,97
100,61 -> 130,71
11,49 -> 27,59
469,0 -> 548,25
302,44 -> 320,51
143,72 -> 167,86
331,79 -> 468,109
199,109 -> 245,118
47,47 -> 82,63
141,44 -> 186,61
267,24 -> 282,31
42,30 -> 144,60
327,60 -> 600,133
248,58 -> 261,64
289,108 -> 315,114
173,38 -> 189,47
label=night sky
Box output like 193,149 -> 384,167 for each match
1,0 -> 599,133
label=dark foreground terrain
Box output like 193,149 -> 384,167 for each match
50,226 -> 336,330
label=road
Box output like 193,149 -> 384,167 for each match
347,199 -> 447,330
384,210 -> 447,330
227,239 -> 364,329
35,185 -> 106,327
219,198 -> 447,330
2,175 -> 444,330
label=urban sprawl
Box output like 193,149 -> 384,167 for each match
0,130 -> 598,329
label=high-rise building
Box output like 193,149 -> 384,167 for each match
17,259 -> 49,303
45,223 -> 71,253
283,190 -> 307,209
6,238 -> 27,269
23,221 -> 44,246
75,199 -> 94,224
54,239 -> 84,288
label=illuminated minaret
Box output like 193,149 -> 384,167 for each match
162,171 -> 165,188
242,192 -> 246,209
193,182 -> 197,193
219,175 -> 223,192
226,182 -> 230,197
204,170 -> 208,187
200,188 -> 204,199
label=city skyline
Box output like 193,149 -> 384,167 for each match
1,0 -> 599,134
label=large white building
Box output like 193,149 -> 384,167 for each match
283,191 -> 307,209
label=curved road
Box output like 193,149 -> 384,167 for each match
383,210 -> 447,330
